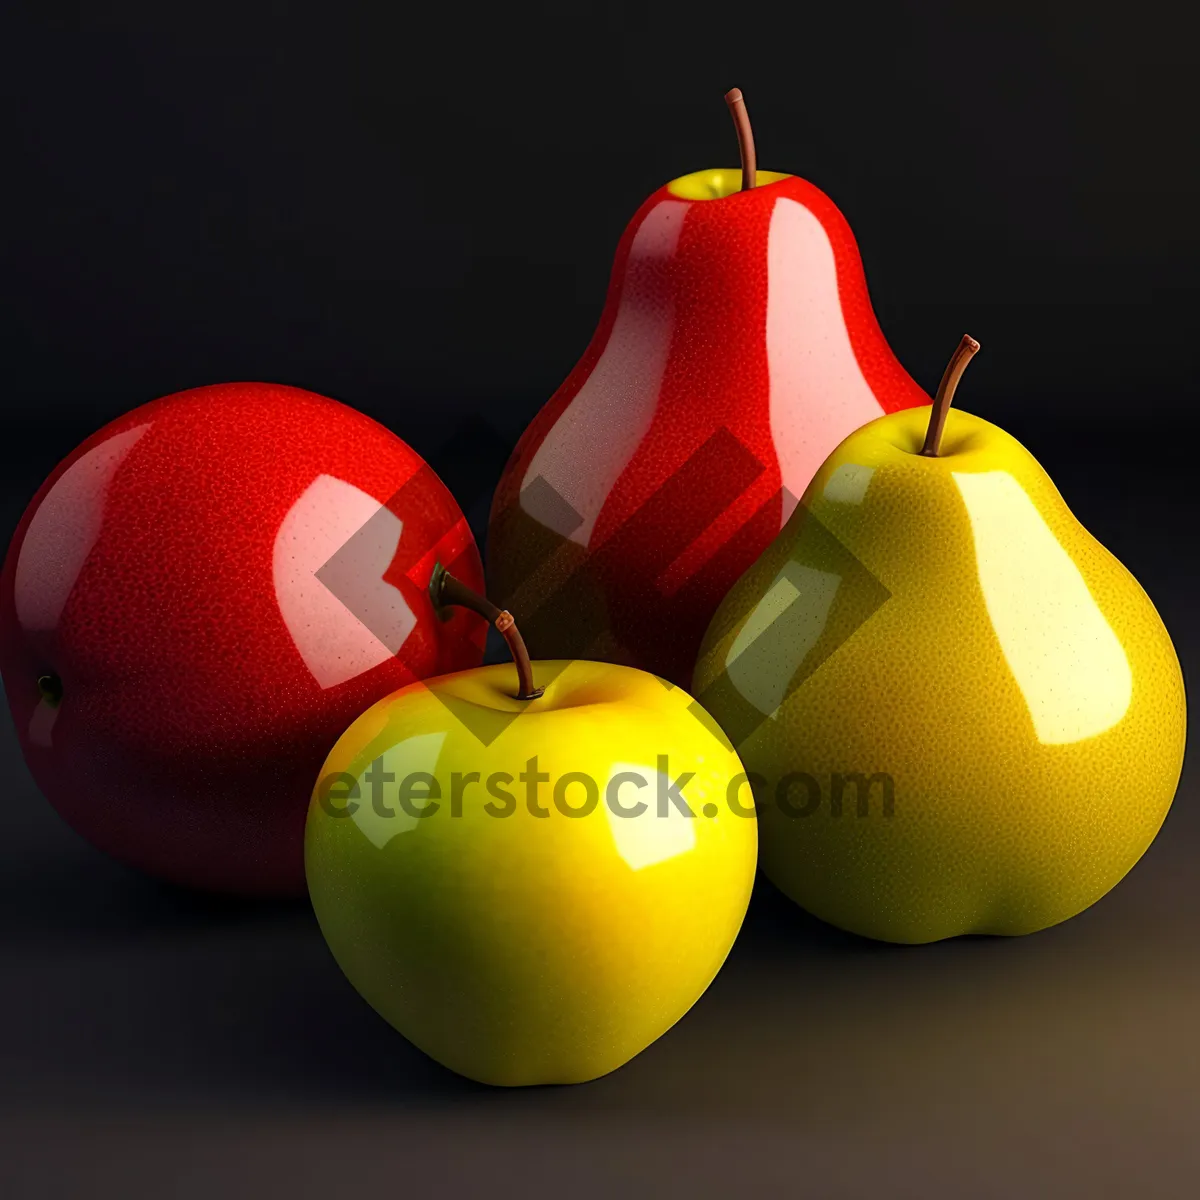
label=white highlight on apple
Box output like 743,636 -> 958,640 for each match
519,199 -> 690,546
351,732 -> 448,849
726,561 -> 842,719
14,423 -> 151,633
954,469 -> 1133,744
274,474 -> 416,690
766,198 -> 884,524
604,763 -> 697,871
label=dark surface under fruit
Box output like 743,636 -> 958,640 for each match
0,421 -> 1196,1197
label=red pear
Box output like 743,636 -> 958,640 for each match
488,91 -> 928,686
0,383 -> 487,895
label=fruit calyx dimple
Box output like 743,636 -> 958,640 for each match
663,88 -> 762,202
37,672 -> 63,708
665,168 -> 792,201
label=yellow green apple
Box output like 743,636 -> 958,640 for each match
305,577 -> 757,1086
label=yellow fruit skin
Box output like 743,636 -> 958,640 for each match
666,168 -> 793,200
694,406 -> 1187,944
304,659 -> 757,1086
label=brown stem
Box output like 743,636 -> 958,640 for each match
920,335 -> 981,457
724,88 -> 757,192
429,563 -> 544,700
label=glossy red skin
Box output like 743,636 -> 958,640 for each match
0,383 -> 486,895
488,174 -> 929,686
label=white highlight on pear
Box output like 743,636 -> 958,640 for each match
14,423 -> 151,633
273,474 -> 416,689
766,198 -> 884,524
726,561 -> 841,719
604,762 -> 697,871
954,469 -> 1133,745
822,463 -> 876,505
519,199 -> 690,546
351,732 -> 448,849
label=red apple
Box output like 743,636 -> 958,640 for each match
488,94 -> 929,687
0,382 -> 487,895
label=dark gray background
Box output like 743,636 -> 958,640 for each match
1,2 -> 1197,1196
2,2 -> 1198,455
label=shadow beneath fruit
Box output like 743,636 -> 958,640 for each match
0,856 -> 485,1107
0,856 -> 918,1110
0,850 -> 308,942
733,871 -> 913,961
0,856 -> 910,1113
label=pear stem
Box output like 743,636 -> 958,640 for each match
920,335 -> 981,457
429,563 -> 544,701
724,88 -> 757,192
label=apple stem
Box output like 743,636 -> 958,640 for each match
920,335 -> 981,457
724,88 -> 757,192
429,563 -> 544,701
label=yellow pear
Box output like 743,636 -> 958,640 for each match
693,336 -> 1186,944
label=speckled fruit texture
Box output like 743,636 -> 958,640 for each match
693,407 -> 1187,943
488,170 -> 929,687
0,383 -> 487,896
